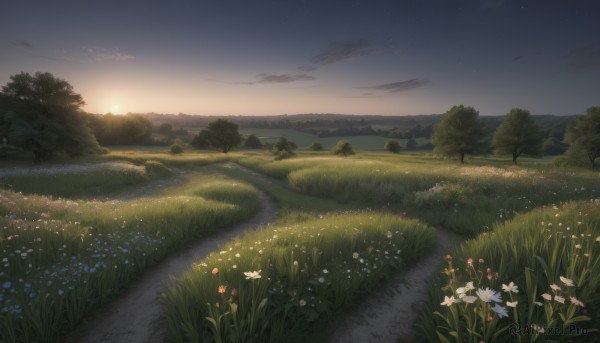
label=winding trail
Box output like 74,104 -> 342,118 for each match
68,169 -> 279,343
329,227 -> 459,343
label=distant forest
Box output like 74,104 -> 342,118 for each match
87,112 -> 577,155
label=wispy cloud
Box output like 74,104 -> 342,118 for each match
297,65 -> 318,72
236,73 -> 317,85
564,43 -> 600,70
309,39 -> 398,66
344,92 -> 382,99
82,47 -> 135,61
359,78 -> 428,93
12,40 -> 32,48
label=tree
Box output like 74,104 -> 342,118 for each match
0,72 -> 100,162
492,108 -> 542,164
190,130 -> 211,149
384,139 -> 401,153
431,105 -> 486,163
197,119 -> 242,153
243,133 -> 262,149
273,137 -> 296,160
308,141 -> 323,151
332,139 -> 354,156
564,106 -> 600,170
406,138 -> 417,151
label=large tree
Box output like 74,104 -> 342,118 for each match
492,108 -> 542,164
431,105 -> 486,163
197,119 -> 242,153
564,106 -> 600,170
0,72 -> 100,162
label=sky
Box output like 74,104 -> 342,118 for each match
1,0 -> 599,116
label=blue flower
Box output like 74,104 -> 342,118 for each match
2,281 -> 11,289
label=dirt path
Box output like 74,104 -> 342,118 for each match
69,173 -> 278,343
329,227 -> 459,343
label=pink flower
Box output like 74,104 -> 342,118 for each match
559,276 -> 574,287
554,295 -> 565,304
550,284 -> 560,291
570,296 -> 584,307
212,267 -> 219,275
467,258 -> 473,266
231,288 -> 238,296
541,293 -> 552,301
478,258 -> 484,264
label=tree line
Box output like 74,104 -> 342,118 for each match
1,72 -> 599,169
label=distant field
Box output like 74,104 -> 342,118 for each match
240,128 -> 428,150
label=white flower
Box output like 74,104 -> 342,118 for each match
353,252 -> 359,259
462,295 -> 477,303
476,288 -> 502,303
533,301 -> 543,306
235,253 -> 240,257
491,303 -> 509,318
506,301 -> 518,307
318,277 -> 325,283
244,270 -> 262,280
501,281 -> 518,293
456,287 -> 466,295
559,276 -> 574,287
322,269 -> 328,274
464,281 -> 474,291
299,299 -> 306,307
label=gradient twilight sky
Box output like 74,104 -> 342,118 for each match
1,0 -> 599,116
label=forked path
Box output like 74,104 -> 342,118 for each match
329,227 -> 458,343
70,177 -> 278,343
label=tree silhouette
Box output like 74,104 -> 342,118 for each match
1,72 -> 100,162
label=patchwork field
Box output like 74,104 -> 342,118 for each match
1,150 -> 598,342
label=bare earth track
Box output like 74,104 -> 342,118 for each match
69,169 -> 279,343
329,227 -> 457,343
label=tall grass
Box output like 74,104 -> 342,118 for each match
0,174 -> 259,342
164,212 -> 436,342
413,201 -> 600,342
102,150 -> 239,166
238,154 -> 600,235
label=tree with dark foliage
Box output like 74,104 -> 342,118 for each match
0,72 -> 100,162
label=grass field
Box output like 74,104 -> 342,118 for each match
1,149 -> 598,342
0,171 -> 260,342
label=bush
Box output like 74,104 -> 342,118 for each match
308,141 -> 323,151
170,139 -> 184,154
384,140 -> 401,153
332,140 -> 354,156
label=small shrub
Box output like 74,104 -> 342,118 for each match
170,139 -> 184,154
308,141 -> 323,151
384,140 -> 401,153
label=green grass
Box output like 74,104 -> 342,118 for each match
0,172 -> 260,343
413,201 -> 600,342
237,153 -> 600,235
164,212 -> 436,342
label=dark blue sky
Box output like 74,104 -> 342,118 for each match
1,0 -> 599,115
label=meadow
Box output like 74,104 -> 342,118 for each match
0,149 -> 598,342
0,165 -> 260,342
